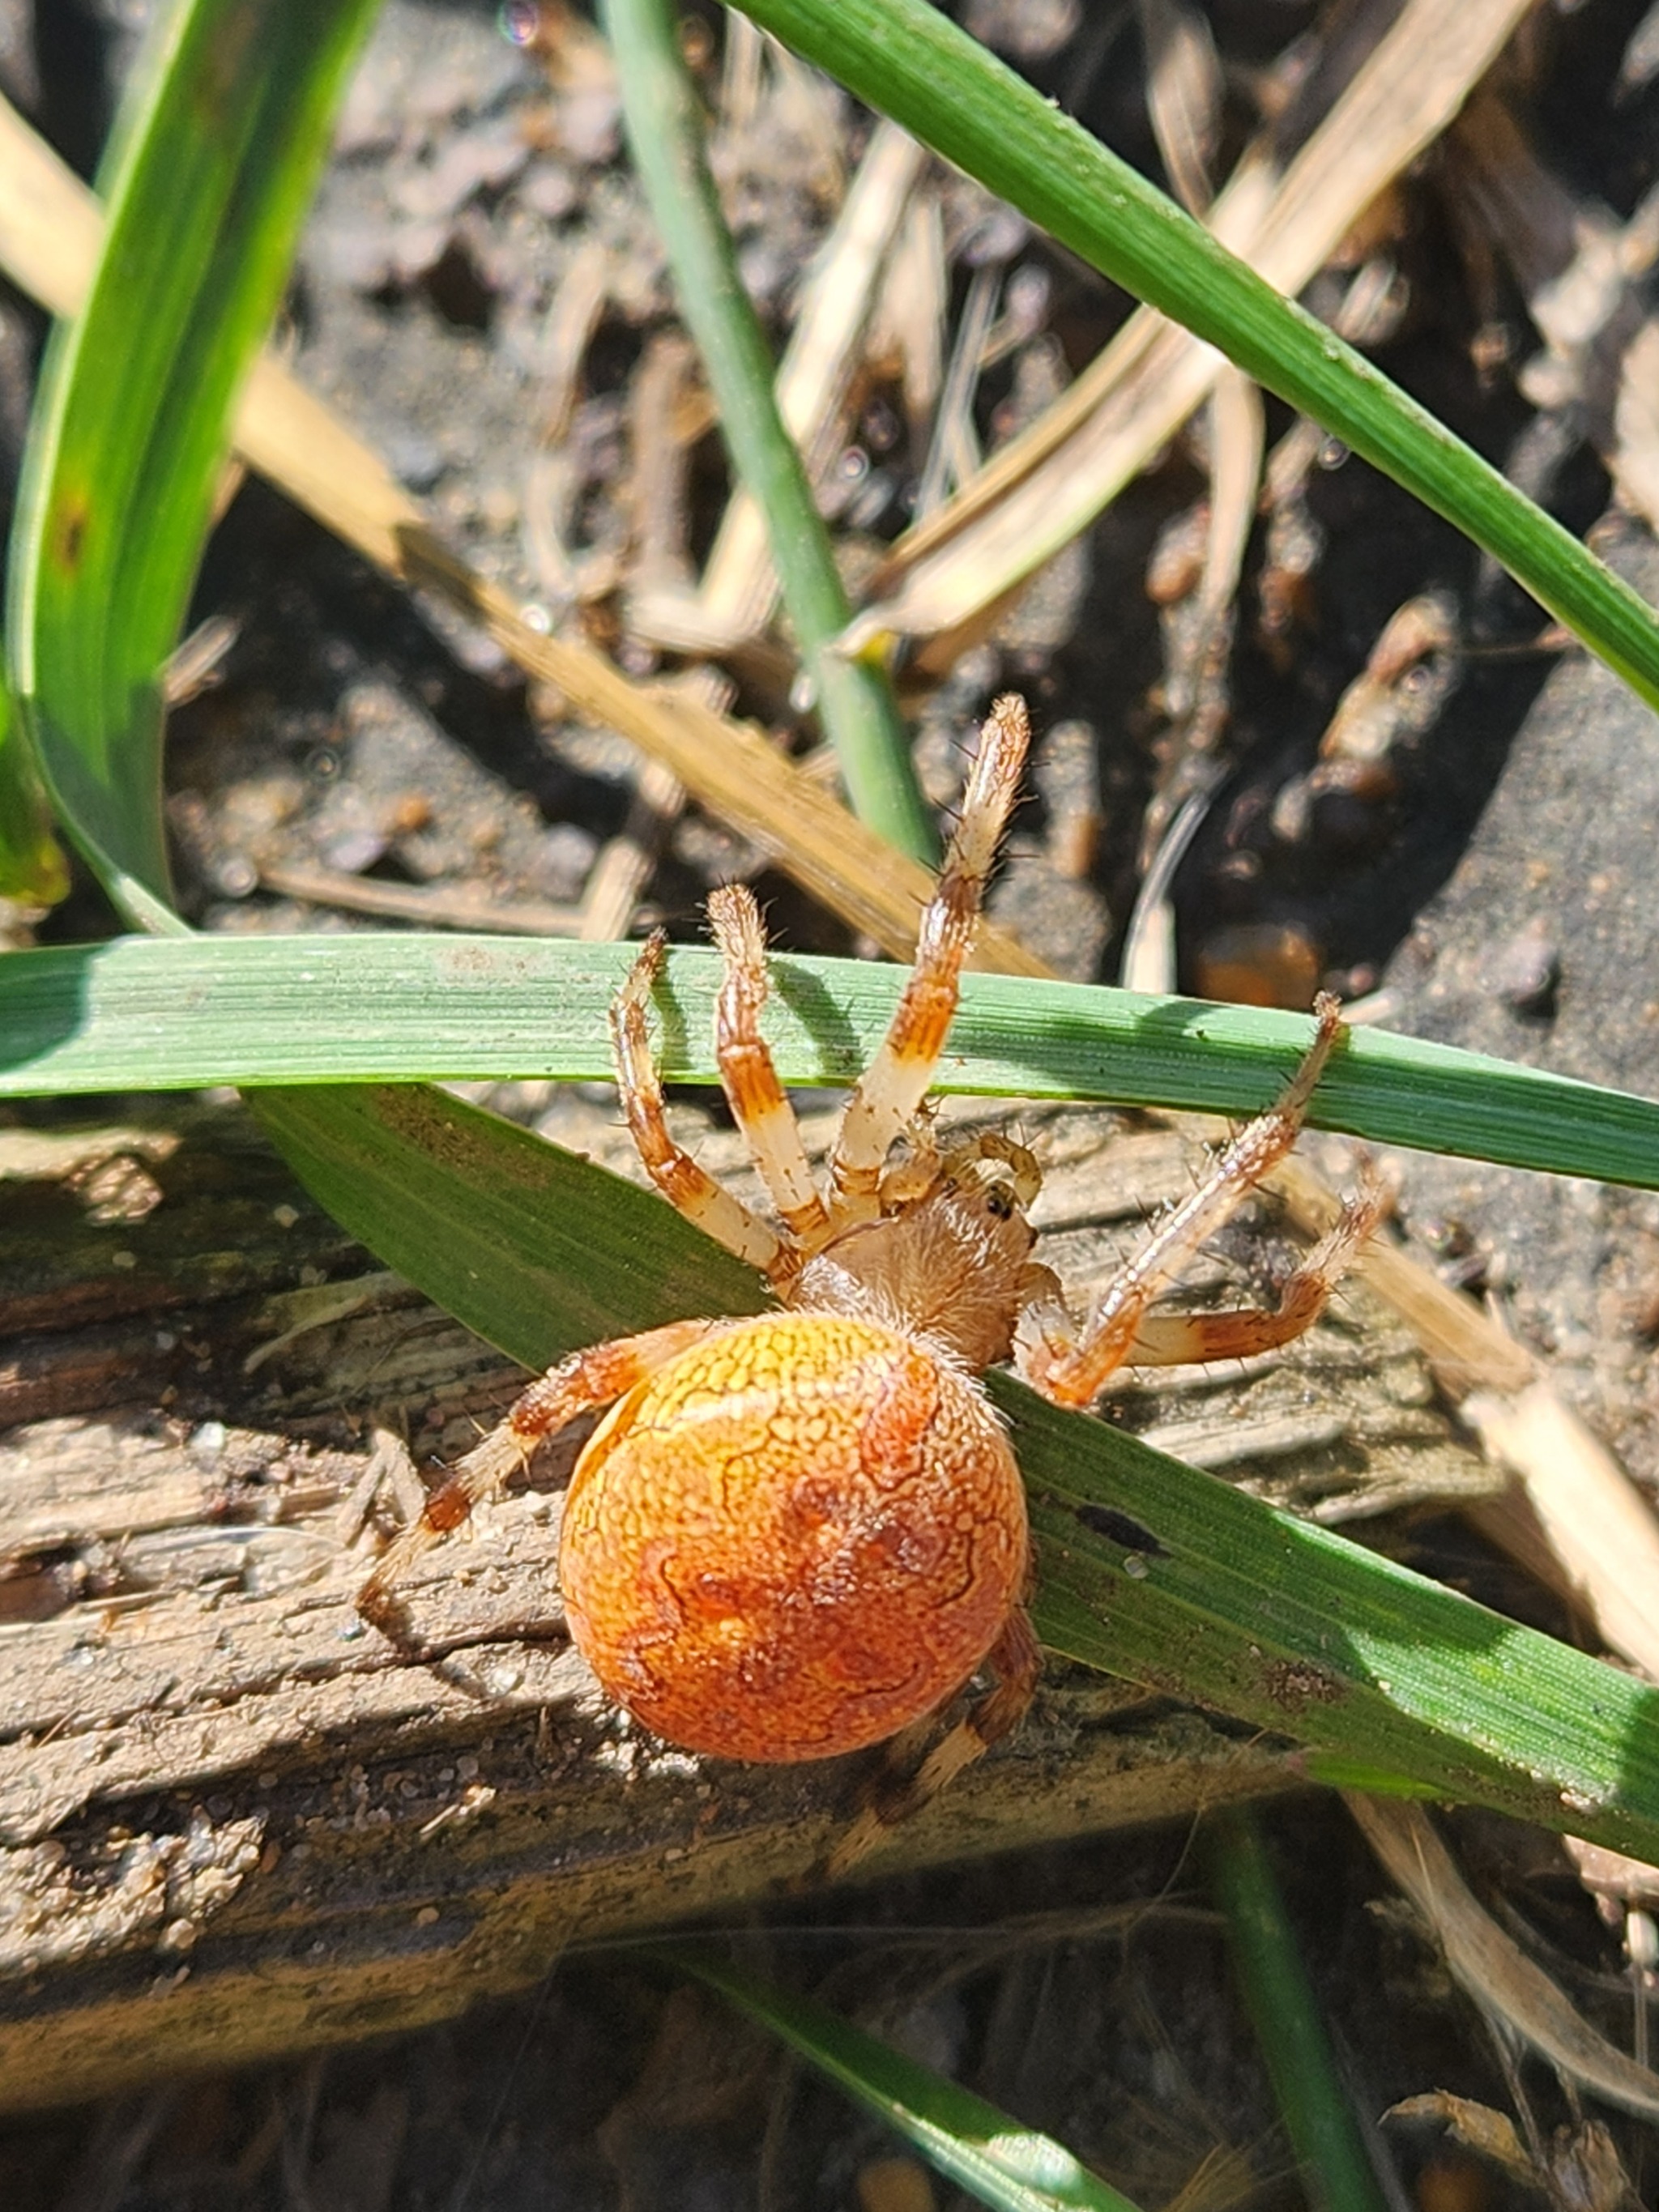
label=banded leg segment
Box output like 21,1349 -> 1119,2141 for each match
828,695 -> 1030,1227
1122,1176 -> 1385,1366
706,884 -> 832,1249
824,1604 -> 1042,1878
357,1319 -> 717,1634
1024,995 -> 1370,1409
611,932 -> 795,1291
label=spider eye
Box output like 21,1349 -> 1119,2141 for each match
984,1184 -> 1015,1221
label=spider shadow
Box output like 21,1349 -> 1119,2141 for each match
648,944 -> 866,1101
767,956 -> 868,1094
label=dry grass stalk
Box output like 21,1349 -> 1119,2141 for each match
569,331 -> 705,945
1135,0 -> 1223,219
1346,1794 -> 1659,2123
845,0 -> 1537,660
871,181 -> 947,463
1276,1155 -> 1659,1686
691,117 -> 927,642
1449,89 -> 1659,535
0,93 -> 1041,974
254,859 -> 585,935
1464,1383 -> 1659,1684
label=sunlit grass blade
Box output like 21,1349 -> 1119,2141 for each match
6,0 -> 380,918
8,931 -> 1659,1191
655,1941 -> 1145,2212
726,0 -> 1659,713
254,1082 -> 766,1368
251,1076 -> 1659,1867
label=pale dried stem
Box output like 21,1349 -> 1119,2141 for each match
849,0 -> 1537,658
1137,0 -> 1223,219
691,117 -> 926,643
1346,1793 -> 1659,2121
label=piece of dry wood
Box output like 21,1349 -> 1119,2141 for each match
0,1098 -> 1496,2112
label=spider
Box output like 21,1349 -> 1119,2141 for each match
359,695 -> 1380,1862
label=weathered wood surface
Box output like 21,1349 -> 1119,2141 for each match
0,1097 -> 1495,2111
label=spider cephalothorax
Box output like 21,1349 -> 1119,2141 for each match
794,1132 -> 1052,1371
360,696 -> 1378,1859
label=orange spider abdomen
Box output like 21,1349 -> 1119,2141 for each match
557,1311 -> 1027,1763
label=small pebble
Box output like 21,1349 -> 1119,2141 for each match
1489,920 -> 1560,1017
1192,922 -> 1324,1011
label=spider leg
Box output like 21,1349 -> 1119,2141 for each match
1023,995 -> 1372,1408
357,1318 -> 718,1635
612,931 -> 799,1294
706,884 -> 833,1251
1120,1176 -> 1386,1366
826,694 -> 1030,1230
823,1605 -> 1042,1879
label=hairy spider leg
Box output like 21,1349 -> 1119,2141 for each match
611,931 -> 797,1294
1024,994 -> 1380,1409
1122,1179 -> 1386,1367
706,884 -> 833,1251
827,693 -> 1031,1230
824,1604 -> 1043,1879
357,1319 -> 717,1634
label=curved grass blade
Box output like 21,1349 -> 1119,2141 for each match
725,0 -> 1659,713
7,931 -> 1659,1191
254,1081 -> 766,1364
0,679 -> 68,903
6,0 -> 380,918
654,1941 -> 1145,2212
254,1076 -> 1659,1867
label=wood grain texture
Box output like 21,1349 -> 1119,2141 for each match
0,1097 -> 1492,2110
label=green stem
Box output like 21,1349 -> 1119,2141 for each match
600,0 -> 934,860
727,0 -> 1659,714
1204,1809 -> 1391,2212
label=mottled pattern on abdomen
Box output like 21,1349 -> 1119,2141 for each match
557,1312 -> 1027,1762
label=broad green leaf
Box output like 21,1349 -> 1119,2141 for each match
6,931 -> 1659,1191
656,1941 -> 1145,2212
727,0 -> 1659,714
6,0 -> 380,918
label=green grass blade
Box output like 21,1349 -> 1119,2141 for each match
598,0 -> 932,861
0,677 -> 68,904
252,1081 -> 766,1364
1202,1809 -> 1391,2212
6,931 -> 1659,1190
654,1941 -> 1146,2212
6,0 -> 381,918
250,1076 -> 1659,1865
727,0 -> 1659,713
1009,1375 -> 1659,1860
